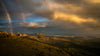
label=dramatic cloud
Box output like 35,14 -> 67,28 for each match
0,0 -> 100,35
19,22 -> 47,28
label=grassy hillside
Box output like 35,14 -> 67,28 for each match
0,31 -> 100,56
45,37 -> 100,56
0,38 -> 70,56
30,35 -> 100,56
0,31 -> 70,56
23,35 -> 100,56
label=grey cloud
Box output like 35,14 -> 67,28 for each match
77,3 -> 100,20
54,0 -> 100,20
54,0 -> 87,6
1,0 -> 100,20
0,0 -> 100,34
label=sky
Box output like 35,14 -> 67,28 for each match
0,0 -> 100,35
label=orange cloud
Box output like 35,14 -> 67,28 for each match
86,0 -> 100,3
53,12 -> 96,24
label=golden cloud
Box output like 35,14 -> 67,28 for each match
53,12 -> 96,24
86,0 -> 100,3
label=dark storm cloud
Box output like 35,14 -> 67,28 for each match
52,0 -> 100,30
0,1 -> 6,17
0,0 -> 100,20
0,0 -> 53,19
54,0 -> 100,20
54,0 -> 86,6
78,3 -> 100,20
0,0 -> 100,34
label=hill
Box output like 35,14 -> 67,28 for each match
0,31 -> 100,56
0,31 -> 70,56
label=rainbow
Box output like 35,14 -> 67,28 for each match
1,1 -> 13,32
21,12 -> 26,23
16,0 -> 26,23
